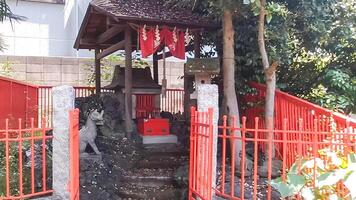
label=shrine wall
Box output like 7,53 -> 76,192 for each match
0,55 -> 184,88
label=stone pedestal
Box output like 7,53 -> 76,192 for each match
141,135 -> 178,144
52,85 -> 75,199
197,84 -> 219,190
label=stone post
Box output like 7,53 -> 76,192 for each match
52,85 -> 75,199
197,84 -> 219,190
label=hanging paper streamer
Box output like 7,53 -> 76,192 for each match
185,28 -> 193,46
139,25 -> 187,59
140,25 -> 163,58
162,27 -> 185,59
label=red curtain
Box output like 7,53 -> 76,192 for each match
139,26 -> 185,59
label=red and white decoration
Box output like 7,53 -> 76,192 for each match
139,25 -> 190,59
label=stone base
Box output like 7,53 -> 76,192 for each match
141,135 -> 178,144
34,194 -> 66,200
80,153 -> 103,163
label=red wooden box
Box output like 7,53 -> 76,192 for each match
138,118 -> 170,136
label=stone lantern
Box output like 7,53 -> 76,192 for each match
185,57 -> 220,100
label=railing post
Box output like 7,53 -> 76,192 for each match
5,119 -> 10,197
197,84 -> 218,199
69,109 -> 80,200
189,106 -> 196,199
52,85 -> 75,199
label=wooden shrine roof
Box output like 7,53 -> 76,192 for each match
74,0 -> 218,50
104,66 -> 162,90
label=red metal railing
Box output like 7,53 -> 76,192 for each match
189,107 -> 356,200
161,89 -> 184,114
38,86 -> 113,126
0,76 -> 38,129
136,95 -> 160,118
243,82 -> 356,130
189,107 -> 214,200
243,82 -> 356,165
38,87 -> 184,124
69,109 -> 80,200
0,117 -> 53,199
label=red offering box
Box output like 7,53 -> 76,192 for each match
138,118 -> 170,136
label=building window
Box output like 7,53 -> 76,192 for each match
21,0 -> 65,4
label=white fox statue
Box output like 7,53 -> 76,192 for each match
80,109 -> 104,156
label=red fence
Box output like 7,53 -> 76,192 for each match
69,109 -> 80,200
136,95 -> 160,118
38,86 -> 113,126
0,76 -> 38,129
161,89 -> 184,114
38,86 -> 184,123
189,107 -> 356,200
0,117 -> 53,199
243,82 -> 356,130
243,82 -> 356,164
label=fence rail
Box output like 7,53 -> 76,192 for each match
161,89 -> 184,114
189,107 -> 356,200
38,86 -> 113,126
38,86 -> 184,125
0,117 -> 53,199
244,82 -> 356,130
0,76 -> 38,129
243,82 -> 356,163
69,109 -> 80,200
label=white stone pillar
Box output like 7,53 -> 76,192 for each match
52,85 -> 75,199
197,84 -> 219,191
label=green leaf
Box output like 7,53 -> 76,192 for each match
301,187 -> 314,200
344,171 -> 356,199
270,178 -> 295,198
316,171 -> 346,187
302,158 -> 325,171
327,152 -> 343,167
289,162 -> 298,174
289,159 -> 307,174
348,153 -> 356,163
287,174 -> 306,191
347,154 -> 356,171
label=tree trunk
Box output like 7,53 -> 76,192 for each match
223,9 -> 242,166
258,0 -> 277,159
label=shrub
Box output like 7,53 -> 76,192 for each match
0,133 -> 52,197
270,116 -> 356,200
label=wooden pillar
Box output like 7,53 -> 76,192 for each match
184,31 -> 201,120
153,52 -> 159,83
94,49 -> 101,95
124,27 -> 133,136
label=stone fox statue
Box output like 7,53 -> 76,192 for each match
80,109 -> 104,156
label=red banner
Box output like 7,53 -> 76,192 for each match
140,26 -> 186,59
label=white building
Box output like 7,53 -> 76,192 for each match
0,0 -> 185,88
0,0 -> 92,57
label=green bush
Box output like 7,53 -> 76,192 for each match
0,136 -> 52,197
270,118 -> 356,200
270,149 -> 356,199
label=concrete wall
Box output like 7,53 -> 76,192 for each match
0,55 -> 95,86
0,55 -> 184,88
0,0 -> 92,57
